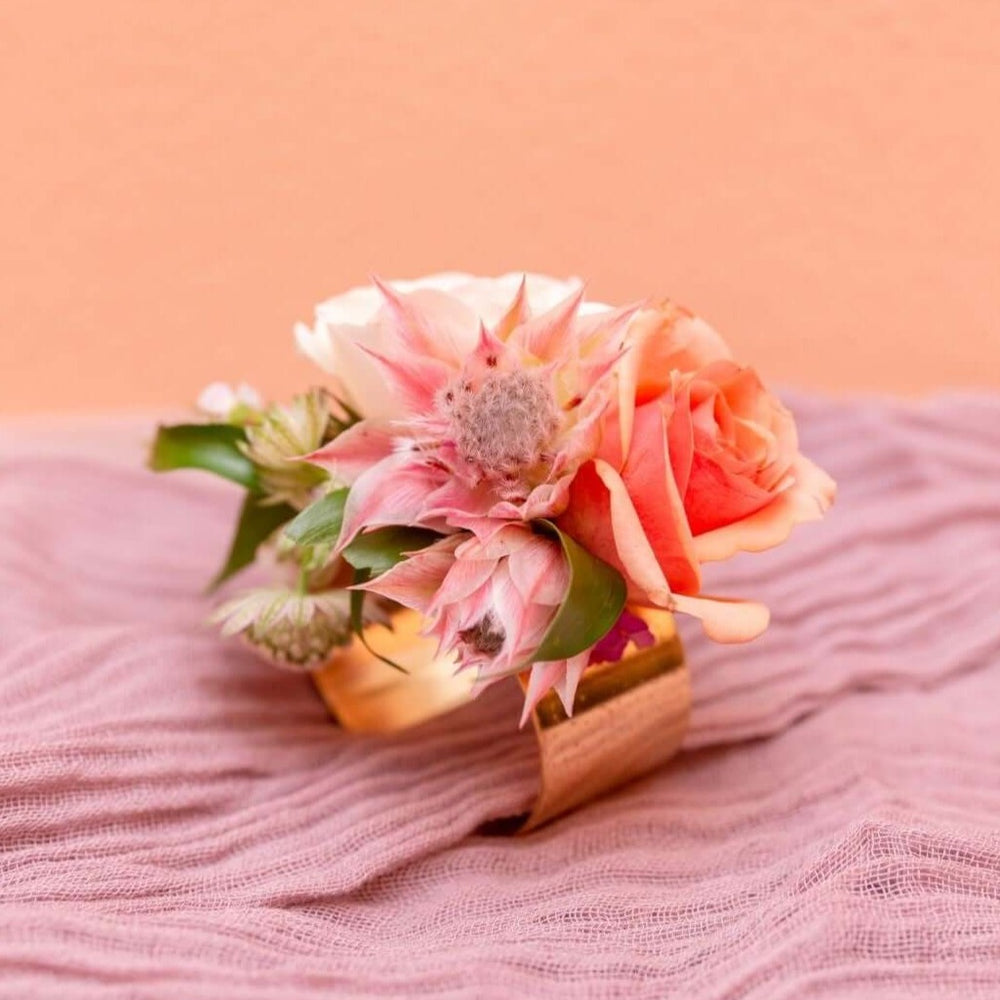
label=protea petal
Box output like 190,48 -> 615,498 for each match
519,661 -> 567,726
304,420 -> 397,483
371,277 -> 480,366
506,537 -> 566,606
337,453 -> 444,550
358,538 -> 460,614
357,344 -> 452,416
428,556 -> 497,609
552,651 -> 590,716
508,286 -> 584,361
492,275 -> 530,341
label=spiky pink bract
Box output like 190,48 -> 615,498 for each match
359,523 -> 589,725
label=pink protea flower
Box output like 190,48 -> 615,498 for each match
358,523 -> 590,725
305,278 -> 636,548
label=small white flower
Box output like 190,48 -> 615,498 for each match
211,587 -> 352,671
197,381 -> 262,420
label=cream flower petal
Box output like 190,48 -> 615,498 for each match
670,593 -> 771,643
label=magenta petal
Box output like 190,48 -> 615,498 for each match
589,610 -> 656,664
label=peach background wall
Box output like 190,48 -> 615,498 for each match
2,1 -> 999,415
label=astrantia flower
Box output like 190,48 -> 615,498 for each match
305,278 -> 636,548
211,587 -> 352,670
241,389 -> 332,508
359,523 -> 589,725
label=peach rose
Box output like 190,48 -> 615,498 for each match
558,302 -> 836,641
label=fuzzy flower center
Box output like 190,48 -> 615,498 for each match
459,613 -> 506,655
444,370 -> 559,479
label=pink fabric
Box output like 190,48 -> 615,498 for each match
1,392 -> 999,998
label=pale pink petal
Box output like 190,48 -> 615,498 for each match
489,565 -> 529,658
358,538 -> 460,614
303,420 -> 397,482
357,344 -> 451,415
489,473 -> 574,522
670,593 -> 771,643
466,320 -> 510,378
429,557 -> 497,609
424,477 -> 497,523
552,650 -> 590,716
506,602 -> 559,672
435,582 -> 494,652
491,276 -> 529,341
508,286 -> 584,360
372,277 -> 480,366
337,453 -> 443,550
507,538 -> 566,606
519,661 -> 567,726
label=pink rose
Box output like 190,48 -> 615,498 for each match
558,303 -> 835,641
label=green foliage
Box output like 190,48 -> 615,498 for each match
210,496 -> 298,590
531,520 -> 627,663
149,423 -> 258,490
283,488 -> 350,548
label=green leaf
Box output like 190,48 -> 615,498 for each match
149,423 -> 258,490
210,495 -> 297,590
531,520 -> 627,663
349,567 -> 372,637
342,526 -> 442,576
349,565 -> 407,673
283,488 -> 349,548
341,528 -> 441,674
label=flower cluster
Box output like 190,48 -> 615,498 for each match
290,273 -> 836,719
151,273 -> 834,723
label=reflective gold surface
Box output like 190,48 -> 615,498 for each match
310,609 -> 474,733
517,609 -> 689,832
310,607 -> 690,830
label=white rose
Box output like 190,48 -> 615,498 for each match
294,272 -> 607,419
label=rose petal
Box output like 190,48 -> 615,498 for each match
670,593 -> 771,643
692,455 -> 837,563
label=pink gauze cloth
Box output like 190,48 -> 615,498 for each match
1,391 -> 999,999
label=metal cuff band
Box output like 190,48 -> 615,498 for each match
310,608 -> 690,831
